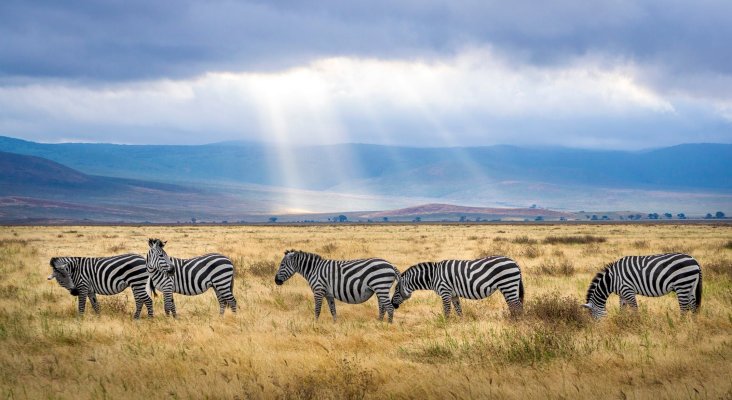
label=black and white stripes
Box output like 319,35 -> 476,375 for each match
390,256 -> 524,317
47,254 -> 153,319
146,238 -> 237,317
583,253 -> 702,318
275,250 -> 401,322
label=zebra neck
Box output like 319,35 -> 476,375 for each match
408,263 -> 435,291
295,255 -> 320,280
590,270 -> 615,307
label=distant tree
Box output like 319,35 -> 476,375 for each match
647,213 -> 659,220
191,217 -> 197,224
475,217 -> 482,222
559,217 -> 567,221
591,215 -> 598,221
716,211 -> 726,219
601,215 -> 609,220
222,220 -> 228,224
585,215 -> 591,219
677,213 -> 686,219
459,216 -> 467,222
705,213 -> 713,219
534,216 -> 544,221
664,213 -> 673,219
382,217 -> 389,222
337,215 -> 348,222
268,217 -> 278,223
413,216 -> 422,222
530,204 -> 537,209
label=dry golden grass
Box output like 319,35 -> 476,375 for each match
1,223 -> 731,399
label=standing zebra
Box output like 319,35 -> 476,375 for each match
391,256 -> 524,317
583,253 -> 702,319
47,254 -> 153,319
145,238 -> 237,317
274,250 -> 401,322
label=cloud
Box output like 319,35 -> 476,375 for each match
1,1 -> 731,147
1,47 -> 729,148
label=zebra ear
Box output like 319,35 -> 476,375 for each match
161,240 -> 167,247
47,274 -> 55,280
148,238 -> 154,247
581,303 -> 592,309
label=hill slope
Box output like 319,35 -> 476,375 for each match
1,136 -> 730,192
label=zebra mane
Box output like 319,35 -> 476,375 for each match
148,238 -> 165,248
585,263 -> 612,303
287,250 -> 322,260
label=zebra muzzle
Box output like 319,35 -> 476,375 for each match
274,278 -> 283,286
70,288 -> 79,296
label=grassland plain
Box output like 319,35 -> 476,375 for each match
0,224 -> 731,399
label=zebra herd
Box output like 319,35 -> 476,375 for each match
47,239 -> 703,321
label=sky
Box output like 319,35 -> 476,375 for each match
1,0 -> 731,149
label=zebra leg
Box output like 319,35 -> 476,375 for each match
326,295 -> 337,322
451,297 -> 463,317
313,291 -> 325,321
214,289 -> 227,316
144,293 -> 153,318
89,292 -> 100,314
437,290 -> 452,317
228,296 -> 238,313
676,288 -> 695,313
131,286 -> 150,319
164,291 -> 177,318
375,290 -> 395,323
77,290 -> 88,316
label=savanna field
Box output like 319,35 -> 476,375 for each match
1,224 -> 731,399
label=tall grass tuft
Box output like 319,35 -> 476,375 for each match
543,235 -> 607,245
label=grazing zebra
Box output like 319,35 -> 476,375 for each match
391,256 -> 524,317
274,250 -> 401,322
47,254 -> 153,319
583,253 -> 702,319
145,238 -> 237,317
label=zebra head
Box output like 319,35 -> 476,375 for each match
391,263 -> 426,309
48,257 -> 78,296
147,238 -> 174,275
583,268 -> 610,319
275,250 -> 298,285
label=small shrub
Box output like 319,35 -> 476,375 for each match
319,243 -> 338,254
632,240 -> 649,249
107,244 -> 125,253
537,259 -> 575,276
543,235 -> 607,245
705,258 -> 732,279
467,235 -> 479,241
723,240 -> 732,250
100,296 -> 129,315
523,244 -> 542,258
527,292 -> 590,328
512,235 -> 538,245
491,325 -> 579,364
249,260 -> 277,277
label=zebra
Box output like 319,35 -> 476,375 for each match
145,238 -> 237,317
583,253 -> 702,319
47,254 -> 153,319
274,250 -> 401,322
390,256 -> 524,317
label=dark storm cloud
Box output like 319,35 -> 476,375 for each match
1,0 -> 730,82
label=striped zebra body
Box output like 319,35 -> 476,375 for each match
274,250 -> 401,322
146,239 -> 237,317
391,256 -> 524,317
584,253 -> 702,318
47,254 -> 153,319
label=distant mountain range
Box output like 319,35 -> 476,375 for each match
0,135 -> 730,222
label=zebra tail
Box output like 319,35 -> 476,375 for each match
694,271 -> 702,312
145,277 -> 158,298
519,278 -> 525,304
